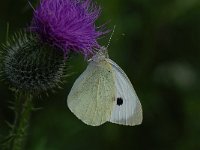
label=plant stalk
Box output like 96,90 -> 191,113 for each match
5,93 -> 33,150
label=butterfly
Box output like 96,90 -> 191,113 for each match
67,46 -> 142,126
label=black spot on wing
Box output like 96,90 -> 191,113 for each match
117,97 -> 123,106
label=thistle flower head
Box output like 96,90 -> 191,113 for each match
0,32 -> 67,94
31,0 -> 105,57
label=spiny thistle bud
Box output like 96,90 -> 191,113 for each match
31,0 -> 106,57
0,32 -> 67,94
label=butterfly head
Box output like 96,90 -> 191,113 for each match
88,26 -> 116,63
89,46 -> 109,63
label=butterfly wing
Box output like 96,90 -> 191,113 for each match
67,60 -> 115,126
106,59 -> 143,126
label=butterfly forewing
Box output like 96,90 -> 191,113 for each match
107,59 -> 143,126
67,60 -> 115,126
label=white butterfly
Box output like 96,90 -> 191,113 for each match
67,47 -> 143,126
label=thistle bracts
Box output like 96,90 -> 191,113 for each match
0,31 -> 67,94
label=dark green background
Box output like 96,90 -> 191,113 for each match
0,0 -> 200,150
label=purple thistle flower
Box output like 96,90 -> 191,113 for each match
31,0 -> 106,56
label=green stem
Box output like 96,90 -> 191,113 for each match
5,93 -> 33,150
13,93 -> 32,150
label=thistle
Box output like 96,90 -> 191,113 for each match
0,31 -> 67,150
0,32 -> 67,94
0,0 -> 106,150
31,0 -> 106,57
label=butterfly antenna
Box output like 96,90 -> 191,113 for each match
27,0 -> 36,11
106,25 -> 116,49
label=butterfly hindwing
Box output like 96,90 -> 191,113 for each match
107,59 -> 143,126
67,60 -> 115,126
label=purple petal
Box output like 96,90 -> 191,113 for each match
31,0 -> 106,57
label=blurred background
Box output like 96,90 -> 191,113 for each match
0,0 -> 200,150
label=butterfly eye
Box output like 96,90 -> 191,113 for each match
88,59 -> 92,62
117,97 -> 123,106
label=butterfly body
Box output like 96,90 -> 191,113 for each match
67,47 -> 142,126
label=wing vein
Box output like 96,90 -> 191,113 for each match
92,77 -> 100,125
